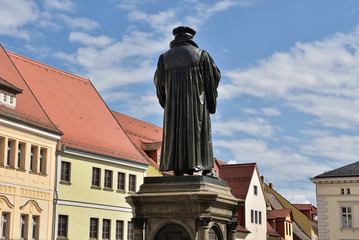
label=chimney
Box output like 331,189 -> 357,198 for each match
260,176 -> 264,183
269,183 -> 274,189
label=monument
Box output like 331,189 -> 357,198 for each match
126,27 -> 243,240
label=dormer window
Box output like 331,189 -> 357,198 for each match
0,77 -> 23,109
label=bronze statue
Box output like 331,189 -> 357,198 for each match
154,26 -> 221,176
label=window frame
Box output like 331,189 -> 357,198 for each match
57,215 -> 68,239
89,218 -> 99,239
104,170 -> 113,189
341,206 -> 353,228
92,167 -> 101,188
102,219 -> 111,240
32,215 -> 39,240
118,172 -> 125,191
1,212 -> 9,239
127,221 -> 133,240
129,174 -> 136,192
116,220 -> 124,240
20,214 -> 27,239
254,185 -> 258,195
60,161 -> 71,183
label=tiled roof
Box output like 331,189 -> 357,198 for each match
267,209 -> 292,220
0,45 -> 61,134
0,76 -> 22,93
314,161 -> 359,178
8,51 -> 146,164
267,222 -> 281,237
236,224 -> 250,233
292,204 -> 312,211
112,111 -> 162,167
218,163 -> 256,200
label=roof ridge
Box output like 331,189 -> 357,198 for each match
7,51 -> 90,84
112,110 -> 162,129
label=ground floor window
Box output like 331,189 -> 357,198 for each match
58,215 -> 68,238
1,213 -> 9,239
20,215 -> 27,239
116,220 -> 123,240
341,207 -> 353,227
32,216 -> 39,240
127,221 -> 133,240
90,218 -> 99,239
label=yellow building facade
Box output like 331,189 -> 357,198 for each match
0,120 -> 61,240
311,161 -> 359,240
56,148 -> 147,239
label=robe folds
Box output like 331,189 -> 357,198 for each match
154,43 -> 221,173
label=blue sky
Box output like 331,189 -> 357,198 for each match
2,0 -> 359,204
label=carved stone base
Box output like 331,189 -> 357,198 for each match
126,176 -> 243,240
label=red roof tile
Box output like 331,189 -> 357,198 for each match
0,45 -> 61,134
218,163 -> 256,200
267,209 -> 292,220
236,224 -> 250,233
292,204 -> 312,211
267,222 -> 281,237
112,111 -> 162,167
8,51 -> 146,164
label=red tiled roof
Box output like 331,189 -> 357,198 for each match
0,45 -> 61,134
236,224 -> 250,233
292,204 -> 312,211
267,222 -> 281,237
8,51 -> 146,164
218,163 -> 256,200
267,209 -> 292,220
112,111 -> 162,167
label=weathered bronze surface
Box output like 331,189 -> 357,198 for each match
154,26 -> 221,175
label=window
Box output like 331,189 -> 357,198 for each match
103,219 -> 111,239
116,220 -> 123,240
60,161 -> 71,182
127,221 -> 133,240
32,216 -> 39,240
255,210 -> 258,224
251,210 -> 254,223
9,95 -> 14,105
129,174 -> 136,192
39,149 -> 47,174
18,142 -> 25,169
1,213 -> 8,239
118,172 -> 125,191
259,211 -> 262,224
92,168 -> 101,187
347,188 -> 351,195
7,140 -> 13,166
89,218 -> 98,239
58,215 -> 68,238
30,146 -> 36,172
254,185 -> 258,195
20,215 -> 27,239
341,207 -> 353,227
104,170 -> 113,189
341,188 -> 345,195
3,92 -> 7,103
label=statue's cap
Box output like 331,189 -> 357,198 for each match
172,26 -> 196,39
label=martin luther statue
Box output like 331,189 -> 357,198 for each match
154,26 -> 221,176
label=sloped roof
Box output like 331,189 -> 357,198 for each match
292,204 -> 312,211
267,222 -> 281,237
112,111 -> 162,167
236,224 -> 250,233
314,161 -> 359,178
0,45 -> 61,134
218,163 -> 256,200
8,51 -> 146,164
267,209 -> 292,220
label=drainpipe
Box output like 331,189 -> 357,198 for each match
53,142 -> 64,240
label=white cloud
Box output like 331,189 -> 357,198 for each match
44,0 -> 76,12
0,0 -> 39,39
69,32 -> 115,47
58,14 -> 100,30
300,135 -> 359,163
261,107 -> 281,116
221,27 -> 359,130
213,117 -> 275,138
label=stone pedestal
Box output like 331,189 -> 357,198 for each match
126,176 -> 243,240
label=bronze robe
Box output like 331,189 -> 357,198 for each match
154,42 -> 221,173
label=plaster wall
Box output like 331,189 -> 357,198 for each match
244,169 -> 267,240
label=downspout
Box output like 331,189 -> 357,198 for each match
53,142 -> 64,240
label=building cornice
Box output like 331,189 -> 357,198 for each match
63,147 -> 148,170
57,199 -> 132,212
310,177 -> 359,184
0,117 -> 61,140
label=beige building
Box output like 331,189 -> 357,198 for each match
311,161 -> 359,240
0,45 -> 62,239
